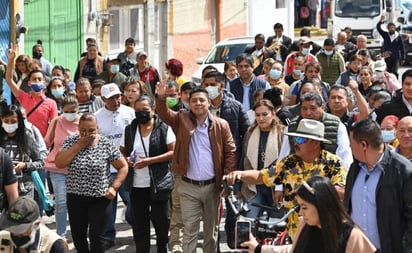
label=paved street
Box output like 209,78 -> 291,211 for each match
43,199 -> 236,253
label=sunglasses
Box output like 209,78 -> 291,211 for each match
294,137 -> 308,145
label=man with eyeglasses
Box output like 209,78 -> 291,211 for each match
344,119 -> 412,252
225,118 -> 346,238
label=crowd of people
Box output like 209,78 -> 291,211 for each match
0,17 -> 410,253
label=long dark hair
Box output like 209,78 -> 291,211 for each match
0,103 -> 29,154
293,176 -> 355,253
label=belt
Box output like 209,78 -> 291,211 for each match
182,176 -> 215,186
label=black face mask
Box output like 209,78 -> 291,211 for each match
135,111 -> 151,124
32,52 -> 42,59
11,234 -> 32,248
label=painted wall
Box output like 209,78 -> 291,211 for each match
170,0 -> 247,78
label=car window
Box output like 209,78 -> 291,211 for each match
204,43 -> 252,64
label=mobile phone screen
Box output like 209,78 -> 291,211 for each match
236,221 -> 250,249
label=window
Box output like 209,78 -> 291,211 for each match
109,6 -> 143,52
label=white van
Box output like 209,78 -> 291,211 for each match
191,37 -> 254,85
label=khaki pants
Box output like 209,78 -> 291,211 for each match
178,180 -> 220,253
169,175 -> 183,251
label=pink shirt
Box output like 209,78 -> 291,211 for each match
44,116 -> 79,174
18,91 -> 58,137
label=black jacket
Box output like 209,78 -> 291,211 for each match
265,35 -> 292,50
219,95 -> 250,160
343,149 -> 412,253
123,116 -> 173,193
375,90 -> 410,124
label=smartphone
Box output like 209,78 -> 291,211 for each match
235,220 -> 251,249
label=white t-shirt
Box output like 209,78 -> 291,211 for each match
120,125 -> 176,188
95,105 -> 135,172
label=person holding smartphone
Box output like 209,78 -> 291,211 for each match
241,176 -> 377,253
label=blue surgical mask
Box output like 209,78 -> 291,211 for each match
381,130 -> 395,143
293,69 -> 302,76
110,64 -> 120,73
269,69 -> 282,80
324,50 -> 334,56
51,89 -> 65,98
30,83 -> 45,92
302,47 -> 310,55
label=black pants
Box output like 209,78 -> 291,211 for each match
130,187 -> 169,253
67,193 -> 112,253
385,55 -> 400,78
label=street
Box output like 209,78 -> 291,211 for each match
43,198 -> 235,253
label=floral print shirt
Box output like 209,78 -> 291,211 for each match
261,149 -> 347,238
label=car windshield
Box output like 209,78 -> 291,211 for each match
204,43 -> 252,64
335,0 -> 381,17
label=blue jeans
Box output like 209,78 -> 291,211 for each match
245,185 -> 274,218
49,172 -> 67,238
104,173 -> 131,241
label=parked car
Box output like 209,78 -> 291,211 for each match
191,36 -> 254,85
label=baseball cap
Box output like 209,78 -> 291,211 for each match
108,56 -> 120,63
298,36 -> 312,46
374,60 -> 387,72
137,51 -> 148,59
0,196 -> 40,234
101,83 -> 121,98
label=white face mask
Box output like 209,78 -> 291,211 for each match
205,86 -> 220,100
2,122 -> 18,134
63,113 -> 78,122
324,50 -> 334,56
375,72 -> 384,78
302,47 -> 310,55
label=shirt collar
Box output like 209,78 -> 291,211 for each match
358,151 -> 385,173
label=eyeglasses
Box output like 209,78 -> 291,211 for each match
294,137 -> 308,145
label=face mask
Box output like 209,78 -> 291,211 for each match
135,111 -> 151,125
32,52 -> 42,59
110,64 -> 120,73
51,88 -> 65,98
381,130 -> 395,143
269,69 -> 282,80
63,113 -> 78,122
324,50 -> 334,56
205,86 -> 220,100
11,226 -> 37,248
302,47 -> 310,55
166,97 -> 178,108
375,72 -> 384,78
2,123 -> 18,134
30,83 -> 45,93
293,69 -> 302,76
